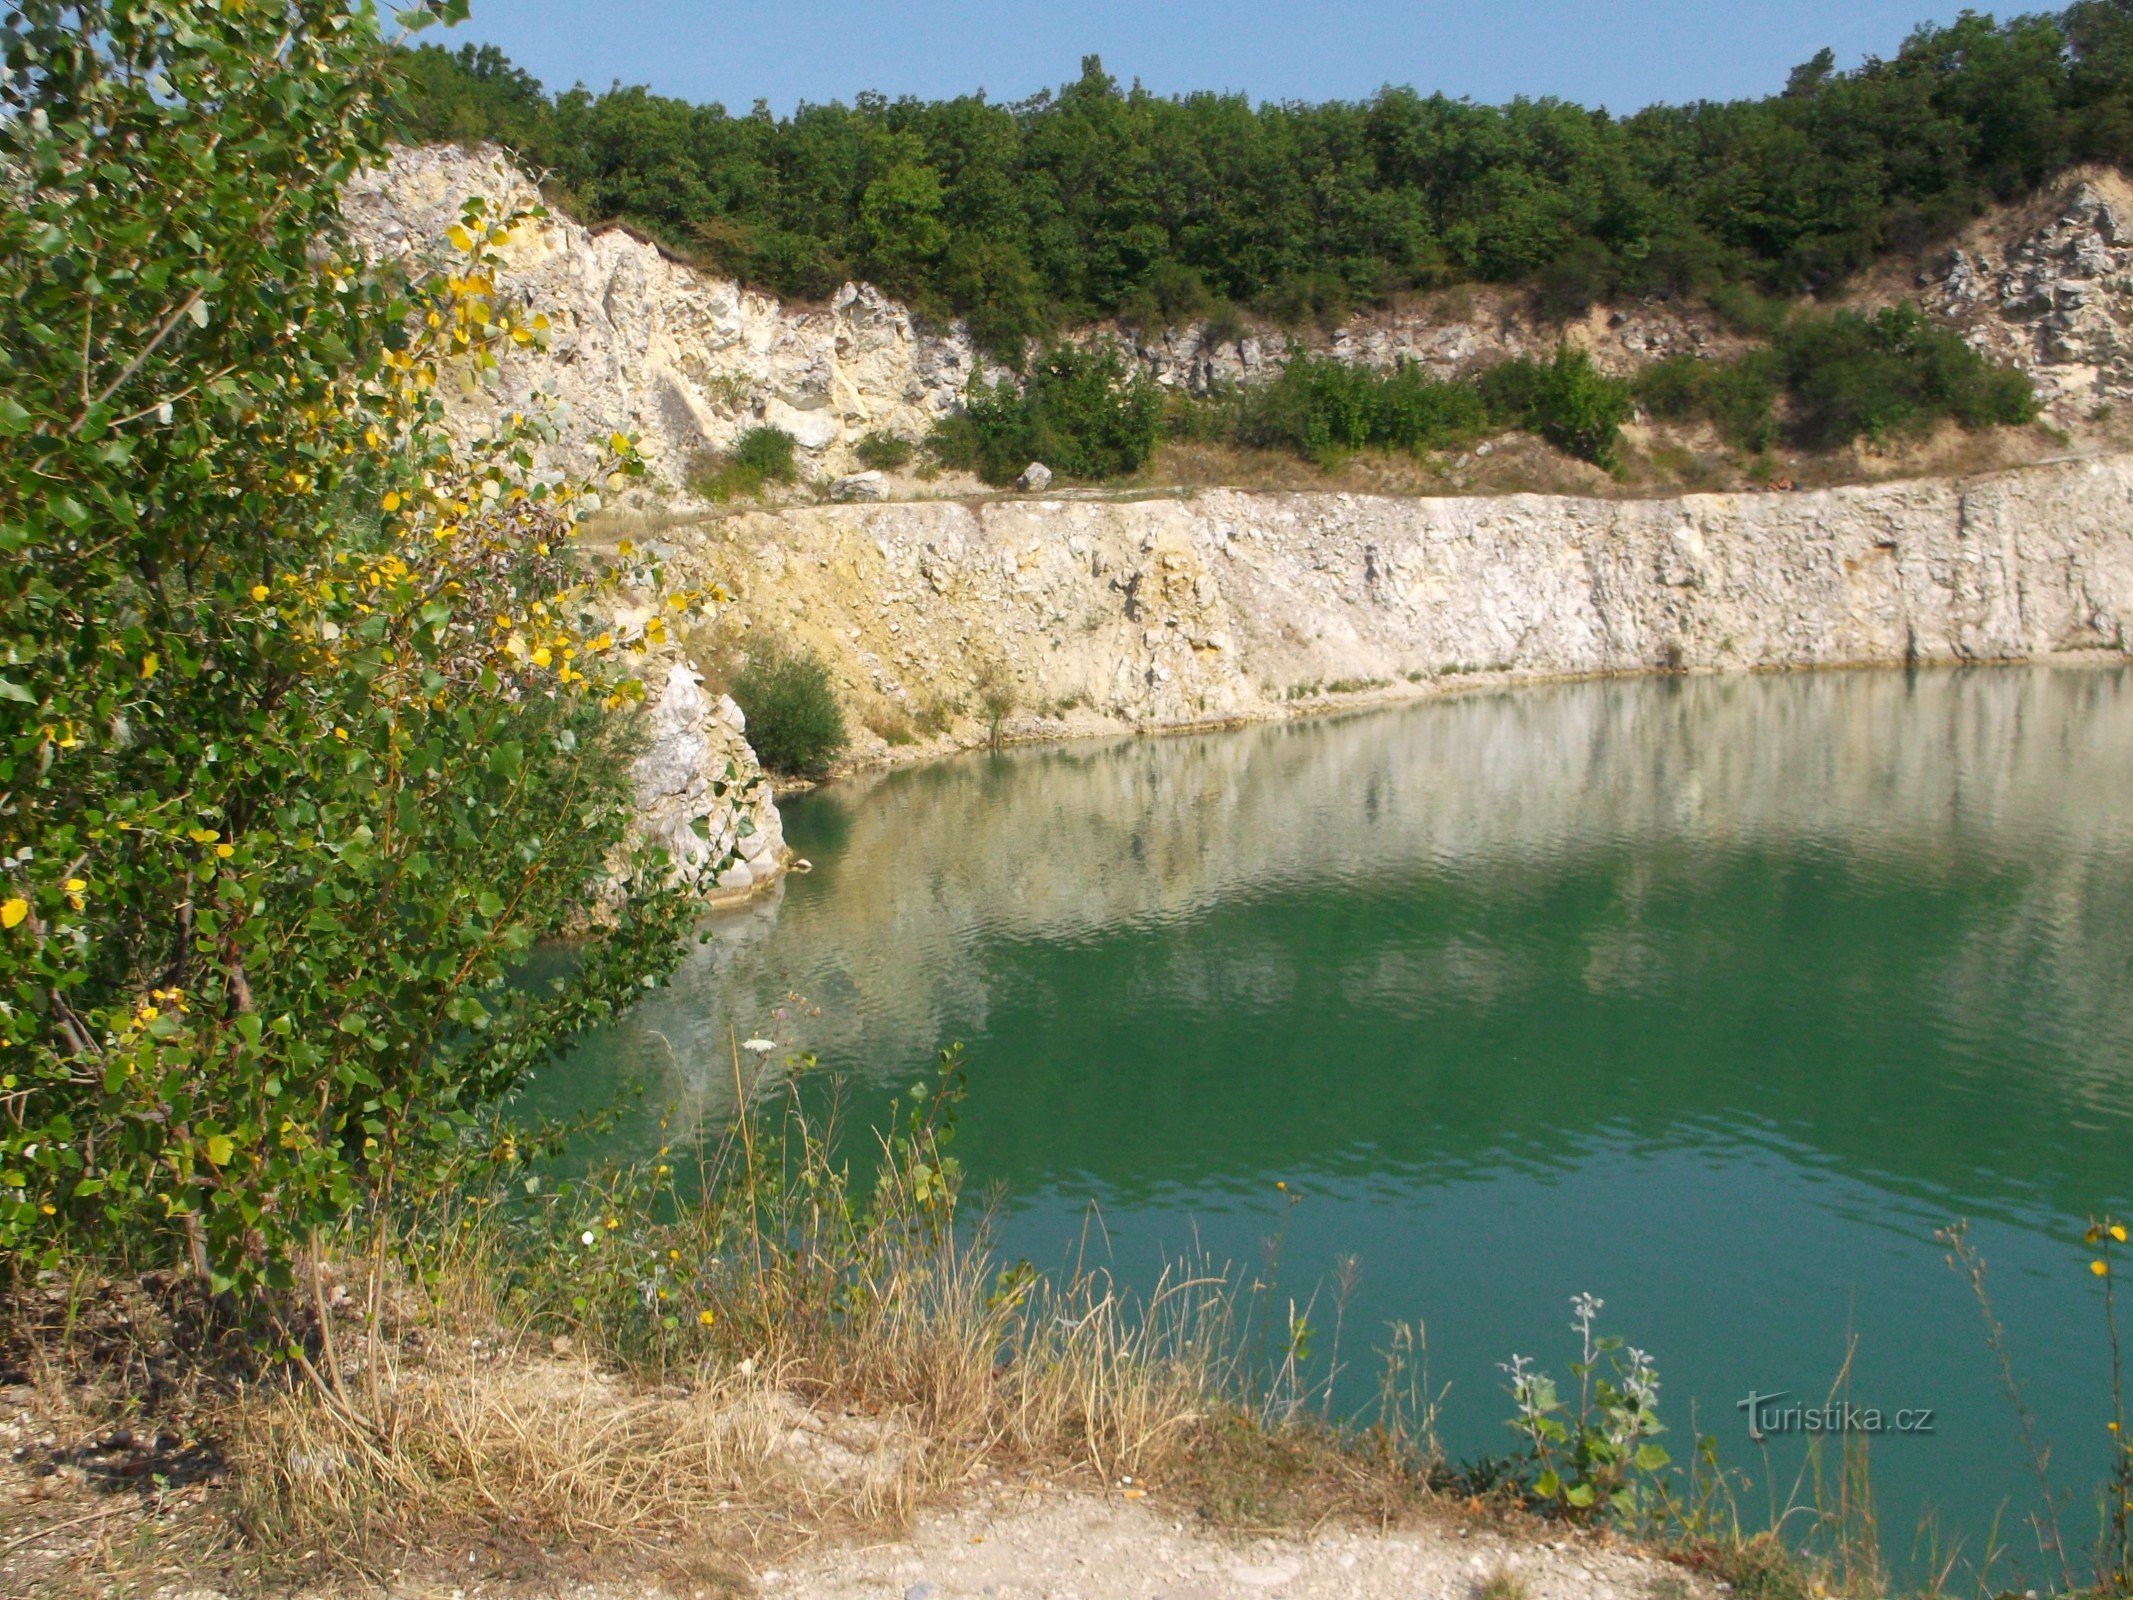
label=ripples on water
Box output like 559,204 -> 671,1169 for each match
546,666 -> 2133,1580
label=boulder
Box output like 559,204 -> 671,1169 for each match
831,470 -> 888,502
1016,461 -> 1053,492
762,398 -> 842,452
628,663 -> 787,894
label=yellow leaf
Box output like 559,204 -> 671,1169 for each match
447,224 -> 474,252
215,844 -> 234,860
381,491 -> 401,512
139,653 -> 158,679
2095,1260 -> 2111,1277
250,584 -> 269,602
204,1135 -> 234,1168
0,899 -> 26,930
2113,1224 -> 2128,1243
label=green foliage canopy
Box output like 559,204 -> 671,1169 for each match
0,1 -> 701,1298
929,343 -> 1163,484
729,644 -> 849,780
396,9 -> 2133,351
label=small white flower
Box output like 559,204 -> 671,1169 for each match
741,1038 -> 776,1054
580,1229 -> 596,1246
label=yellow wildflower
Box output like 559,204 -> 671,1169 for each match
1,899 -> 27,930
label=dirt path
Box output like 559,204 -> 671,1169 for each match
753,1490 -> 1712,1600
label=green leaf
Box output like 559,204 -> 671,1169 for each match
1534,1468 -> 1561,1498
1563,1482 -> 1596,1508
0,677 -> 36,704
1632,1442 -> 1671,1472
204,1135 -> 235,1168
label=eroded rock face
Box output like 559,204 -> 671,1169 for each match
347,144 -> 2133,472
666,456 -> 2133,750
1926,171 -> 2133,422
631,663 -> 787,896
340,145 -> 996,486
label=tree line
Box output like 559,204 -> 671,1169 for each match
396,6 -> 2133,354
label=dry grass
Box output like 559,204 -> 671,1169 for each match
215,1243 -> 1254,1588
0,1058 -> 1439,1594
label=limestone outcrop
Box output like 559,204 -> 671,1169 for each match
340,145 -> 997,485
663,455 -> 2133,756
1927,169 -> 2133,421
630,663 -> 788,897
347,147 -> 2133,490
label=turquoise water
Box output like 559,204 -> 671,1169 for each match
542,665 -> 2133,1583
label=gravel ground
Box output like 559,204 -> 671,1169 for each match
753,1490 -> 1713,1600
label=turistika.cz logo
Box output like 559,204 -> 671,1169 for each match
1737,1390 -> 1936,1439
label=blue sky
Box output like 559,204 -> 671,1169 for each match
433,1 -> 1984,113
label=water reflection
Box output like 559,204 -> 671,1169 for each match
541,664 -> 2133,1579
550,665 -> 2133,1225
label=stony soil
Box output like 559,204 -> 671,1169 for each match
750,1489 -> 1712,1600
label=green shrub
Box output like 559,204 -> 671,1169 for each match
1779,304 -> 2039,448
928,342 -> 1162,485
730,642 -> 849,778
691,426 -> 800,501
1236,351 -> 1489,464
0,0 -> 694,1300
1530,237 -> 1618,323
1231,346 -> 1630,470
1501,347 -> 1629,473
1632,304 -> 2037,452
854,430 -> 915,471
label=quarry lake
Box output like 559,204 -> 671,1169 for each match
541,665 -> 2133,1579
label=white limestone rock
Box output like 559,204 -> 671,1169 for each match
831,470 -> 888,501
629,662 -> 787,895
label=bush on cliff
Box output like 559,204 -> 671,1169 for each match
730,640 -> 849,778
690,425 -> 800,501
0,0 -> 698,1300
1228,344 -> 1629,470
1635,304 -> 2041,450
928,342 -> 1162,484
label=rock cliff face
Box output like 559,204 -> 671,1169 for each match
346,146 -> 2133,486
1927,169 -> 2133,421
663,456 -> 2133,751
341,145 -> 996,485
630,664 -> 788,897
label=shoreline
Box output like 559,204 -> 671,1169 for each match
773,644 -> 2133,800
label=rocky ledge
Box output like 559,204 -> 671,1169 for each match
629,662 -> 788,900
656,454 -> 2133,757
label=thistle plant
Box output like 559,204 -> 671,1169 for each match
1500,1292 -> 1672,1521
